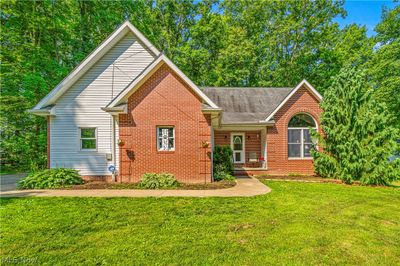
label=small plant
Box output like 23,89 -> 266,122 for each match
18,168 -> 84,189
213,164 -> 236,182
138,173 -> 179,189
222,173 -> 236,181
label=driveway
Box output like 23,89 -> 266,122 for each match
0,176 -> 271,198
0,173 -> 26,192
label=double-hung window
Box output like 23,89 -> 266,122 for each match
157,127 -> 175,151
80,128 -> 97,150
288,114 -> 316,158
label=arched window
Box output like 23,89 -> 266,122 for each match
288,113 -> 316,158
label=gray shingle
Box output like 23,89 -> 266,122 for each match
201,87 -> 293,124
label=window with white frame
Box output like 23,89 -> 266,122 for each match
288,114 -> 316,158
80,128 -> 97,150
157,127 -> 175,151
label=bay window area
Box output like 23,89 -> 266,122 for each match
288,113 -> 316,159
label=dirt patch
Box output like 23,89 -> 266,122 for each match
67,180 -> 236,190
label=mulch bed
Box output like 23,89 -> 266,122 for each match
257,176 -> 400,187
256,175 -> 345,184
68,180 -> 236,190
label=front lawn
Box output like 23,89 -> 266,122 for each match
1,181 -> 399,265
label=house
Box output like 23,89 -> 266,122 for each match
31,21 -> 322,183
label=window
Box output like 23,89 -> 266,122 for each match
288,114 -> 316,158
80,128 -> 97,150
157,127 -> 175,151
231,133 -> 245,163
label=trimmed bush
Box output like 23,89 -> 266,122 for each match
213,146 -> 235,181
139,173 -> 179,189
18,168 -> 83,189
213,146 -> 234,181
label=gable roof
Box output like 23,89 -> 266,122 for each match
107,54 -> 219,109
32,21 -> 160,111
201,87 -> 292,124
263,80 -> 322,122
201,80 -> 322,125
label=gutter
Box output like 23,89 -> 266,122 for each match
28,106 -> 56,117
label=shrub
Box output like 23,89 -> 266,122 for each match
213,164 -> 236,181
18,168 -> 83,189
213,145 -> 234,181
138,173 -> 179,189
312,67 -> 400,185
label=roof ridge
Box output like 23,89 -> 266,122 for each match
200,87 -> 293,89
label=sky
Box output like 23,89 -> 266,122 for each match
335,1 -> 398,36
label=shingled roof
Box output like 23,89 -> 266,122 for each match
201,87 -> 293,124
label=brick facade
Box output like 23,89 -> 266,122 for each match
266,85 -> 322,175
118,64 -> 212,183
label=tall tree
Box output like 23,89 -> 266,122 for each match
368,6 -> 400,128
312,67 -> 400,185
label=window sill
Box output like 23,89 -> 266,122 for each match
80,149 -> 97,152
157,151 -> 175,154
288,157 -> 313,160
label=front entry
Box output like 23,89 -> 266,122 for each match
231,133 -> 245,164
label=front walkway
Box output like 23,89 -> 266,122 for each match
0,176 -> 271,198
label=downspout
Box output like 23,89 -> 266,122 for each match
264,127 -> 268,169
111,115 -> 116,182
211,126 -> 214,182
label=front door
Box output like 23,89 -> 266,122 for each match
231,133 -> 245,164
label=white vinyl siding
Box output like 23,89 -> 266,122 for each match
49,32 -> 155,175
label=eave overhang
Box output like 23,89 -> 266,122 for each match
101,104 -> 128,115
29,106 -> 56,117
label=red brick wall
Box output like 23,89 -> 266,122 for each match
118,64 -> 212,183
214,131 -> 262,168
266,86 -> 322,175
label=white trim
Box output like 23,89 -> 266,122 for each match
111,116 -> 116,182
101,104 -> 128,114
32,21 -> 160,110
231,133 -> 245,164
107,54 -> 218,109
262,127 -> 267,169
211,127 -> 215,181
264,80 -> 322,122
216,125 -> 270,131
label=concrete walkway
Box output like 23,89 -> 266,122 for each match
0,177 -> 271,198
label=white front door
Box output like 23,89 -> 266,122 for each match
231,133 -> 245,164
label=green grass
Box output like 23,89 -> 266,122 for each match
1,181 -> 399,265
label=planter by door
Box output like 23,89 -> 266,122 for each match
231,133 -> 245,164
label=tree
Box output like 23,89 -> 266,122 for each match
368,6 -> 400,129
312,67 -> 400,185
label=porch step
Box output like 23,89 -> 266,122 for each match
234,168 -> 269,177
